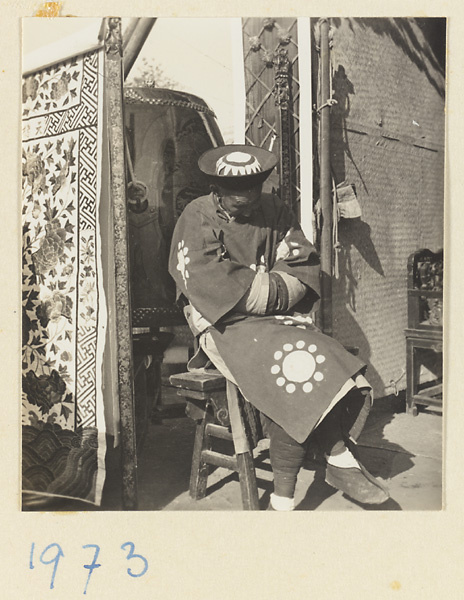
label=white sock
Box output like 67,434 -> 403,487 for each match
326,448 -> 360,469
270,493 -> 295,511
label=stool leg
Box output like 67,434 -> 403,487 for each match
406,339 -> 419,416
226,381 -> 260,510
190,412 -> 213,500
237,452 -> 260,510
406,338 -> 414,414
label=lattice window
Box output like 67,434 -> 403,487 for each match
242,18 -> 301,217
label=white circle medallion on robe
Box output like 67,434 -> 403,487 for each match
282,350 -> 316,382
270,341 -> 326,394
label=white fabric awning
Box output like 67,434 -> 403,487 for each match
22,17 -> 104,75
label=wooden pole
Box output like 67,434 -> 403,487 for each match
123,18 -> 157,80
104,17 -> 138,510
122,18 -> 139,50
274,48 -> 293,210
318,18 -> 333,336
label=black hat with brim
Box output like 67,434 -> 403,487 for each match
198,144 -> 278,190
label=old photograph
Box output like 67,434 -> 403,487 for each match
21,16 -> 445,512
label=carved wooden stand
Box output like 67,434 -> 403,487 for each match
404,249 -> 443,415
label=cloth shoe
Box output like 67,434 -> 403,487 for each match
267,493 -> 295,511
325,461 -> 390,505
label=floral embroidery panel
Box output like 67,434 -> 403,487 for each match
22,50 -> 106,505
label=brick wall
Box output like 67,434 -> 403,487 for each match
315,18 -> 445,396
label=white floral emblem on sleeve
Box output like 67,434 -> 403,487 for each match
176,240 -> 190,287
275,230 -> 291,262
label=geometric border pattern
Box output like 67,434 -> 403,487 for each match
22,49 -> 104,505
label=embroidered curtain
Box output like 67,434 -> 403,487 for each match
21,49 -> 107,507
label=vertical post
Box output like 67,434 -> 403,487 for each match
104,17 -> 138,510
318,18 -> 333,336
274,48 -> 293,210
297,17 -> 314,243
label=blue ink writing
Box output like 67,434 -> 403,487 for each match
39,543 -> 64,590
82,544 -> 101,595
29,541 -> 148,592
121,542 -> 149,578
29,542 -> 35,570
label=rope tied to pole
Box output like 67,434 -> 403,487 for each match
314,18 -> 334,53
387,370 -> 406,397
315,98 -> 338,113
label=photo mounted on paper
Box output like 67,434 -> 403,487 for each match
21,17 -> 445,513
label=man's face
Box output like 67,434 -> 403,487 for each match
218,184 -> 263,220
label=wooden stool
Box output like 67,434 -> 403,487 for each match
169,370 -> 260,510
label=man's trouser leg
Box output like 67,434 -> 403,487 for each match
313,387 -> 368,456
260,402 -> 349,500
260,414 -> 306,499
261,388 -> 373,501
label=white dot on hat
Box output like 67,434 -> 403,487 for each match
227,151 -> 254,163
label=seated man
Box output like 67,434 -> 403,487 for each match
168,144 -> 389,510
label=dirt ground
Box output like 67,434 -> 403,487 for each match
100,393 -> 442,512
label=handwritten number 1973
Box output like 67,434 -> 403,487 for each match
29,542 -> 148,593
